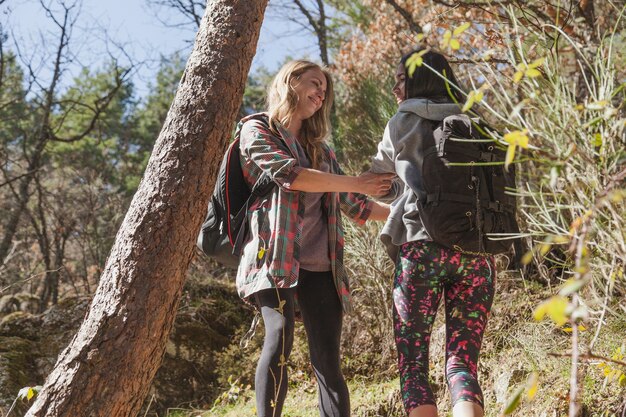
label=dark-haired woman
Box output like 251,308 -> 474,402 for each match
371,50 -> 495,417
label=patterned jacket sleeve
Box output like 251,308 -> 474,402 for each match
327,147 -> 373,225
240,119 -> 302,190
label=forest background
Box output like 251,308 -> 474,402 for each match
0,0 -> 624,416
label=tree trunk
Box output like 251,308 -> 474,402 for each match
25,1 -> 268,416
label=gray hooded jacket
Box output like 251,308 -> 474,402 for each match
370,98 -> 463,260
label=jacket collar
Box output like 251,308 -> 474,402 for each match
398,98 -> 462,121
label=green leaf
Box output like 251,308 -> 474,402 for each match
504,143 -> 516,170
462,96 -> 475,112
592,133 -> 602,147
533,295 -> 569,326
453,22 -> 471,36
502,386 -> 525,414
405,50 -> 427,77
525,68 -> 541,78
521,250 -> 534,265
587,100 -> 609,110
558,278 -> 587,296
526,372 -> 539,400
17,387 -> 30,400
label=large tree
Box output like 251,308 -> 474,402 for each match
25,0 -> 269,415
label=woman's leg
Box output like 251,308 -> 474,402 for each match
393,241 -> 446,416
443,253 -> 495,416
255,287 -> 296,417
297,269 -> 350,417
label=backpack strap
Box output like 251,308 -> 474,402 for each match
425,191 -> 474,205
228,114 -> 280,256
231,175 -> 275,256
430,142 -> 500,163
425,192 -> 516,213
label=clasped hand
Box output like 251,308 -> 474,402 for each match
357,171 -> 396,196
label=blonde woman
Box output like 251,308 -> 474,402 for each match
237,60 -> 392,417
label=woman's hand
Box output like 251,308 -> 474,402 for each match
356,171 -> 396,196
369,201 -> 391,221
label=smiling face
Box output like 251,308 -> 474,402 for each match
392,64 -> 406,104
291,68 -> 327,121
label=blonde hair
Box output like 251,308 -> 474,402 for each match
266,60 -> 334,169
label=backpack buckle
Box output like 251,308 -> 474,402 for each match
488,201 -> 502,212
479,151 -> 497,162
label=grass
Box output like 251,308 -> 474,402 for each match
166,271 -> 625,417
171,378 -> 402,417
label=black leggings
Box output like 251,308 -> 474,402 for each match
254,269 -> 349,417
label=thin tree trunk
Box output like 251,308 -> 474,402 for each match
0,140 -> 46,265
25,1 -> 268,416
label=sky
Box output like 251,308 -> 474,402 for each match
3,0 -> 321,98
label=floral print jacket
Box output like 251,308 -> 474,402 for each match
236,113 -> 373,313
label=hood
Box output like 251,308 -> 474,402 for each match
398,98 -> 462,121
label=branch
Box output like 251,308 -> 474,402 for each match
382,0 -> 422,34
449,57 -> 510,64
0,241 -> 20,274
292,0 -> 320,32
146,0 -> 206,30
0,169 -> 42,188
0,267 -> 61,295
548,351 -> 626,368
49,66 -> 132,143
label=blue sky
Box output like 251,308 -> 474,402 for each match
4,0 -> 320,98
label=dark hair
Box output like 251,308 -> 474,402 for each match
400,48 -> 464,103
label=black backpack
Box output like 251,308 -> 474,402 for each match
196,115 -> 275,267
416,114 -> 521,256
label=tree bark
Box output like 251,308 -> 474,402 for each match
25,1 -> 269,416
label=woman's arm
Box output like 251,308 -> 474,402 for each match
240,119 -> 394,196
290,168 -> 395,196
368,201 -> 391,221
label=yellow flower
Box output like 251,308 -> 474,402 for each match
586,100 -> 609,110
513,57 -> 545,83
562,324 -> 587,332
533,295 -> 569,326
405,49 -> 428,77
502,129 -> 529,169
526,372 -> 539,400
441,23 -> 471,51
462,87 -> 485,112
453,22 -> 471,36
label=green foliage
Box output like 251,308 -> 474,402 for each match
211,375 -> 252,408
49,64 -> 134,188
5,385 -> 42,417
324,0 -> 376,51
333,76 -> 396,170
0,51 -> 31,206
128,53 -> 186,193
341,221 -> 396,376
242,66 -> 274,114
0,52 -> 29,150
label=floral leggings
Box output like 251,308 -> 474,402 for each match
393,240 -> 495,413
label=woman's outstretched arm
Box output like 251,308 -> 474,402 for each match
289,169 -> 395,196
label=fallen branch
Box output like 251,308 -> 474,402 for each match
548,351 -> 626,368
